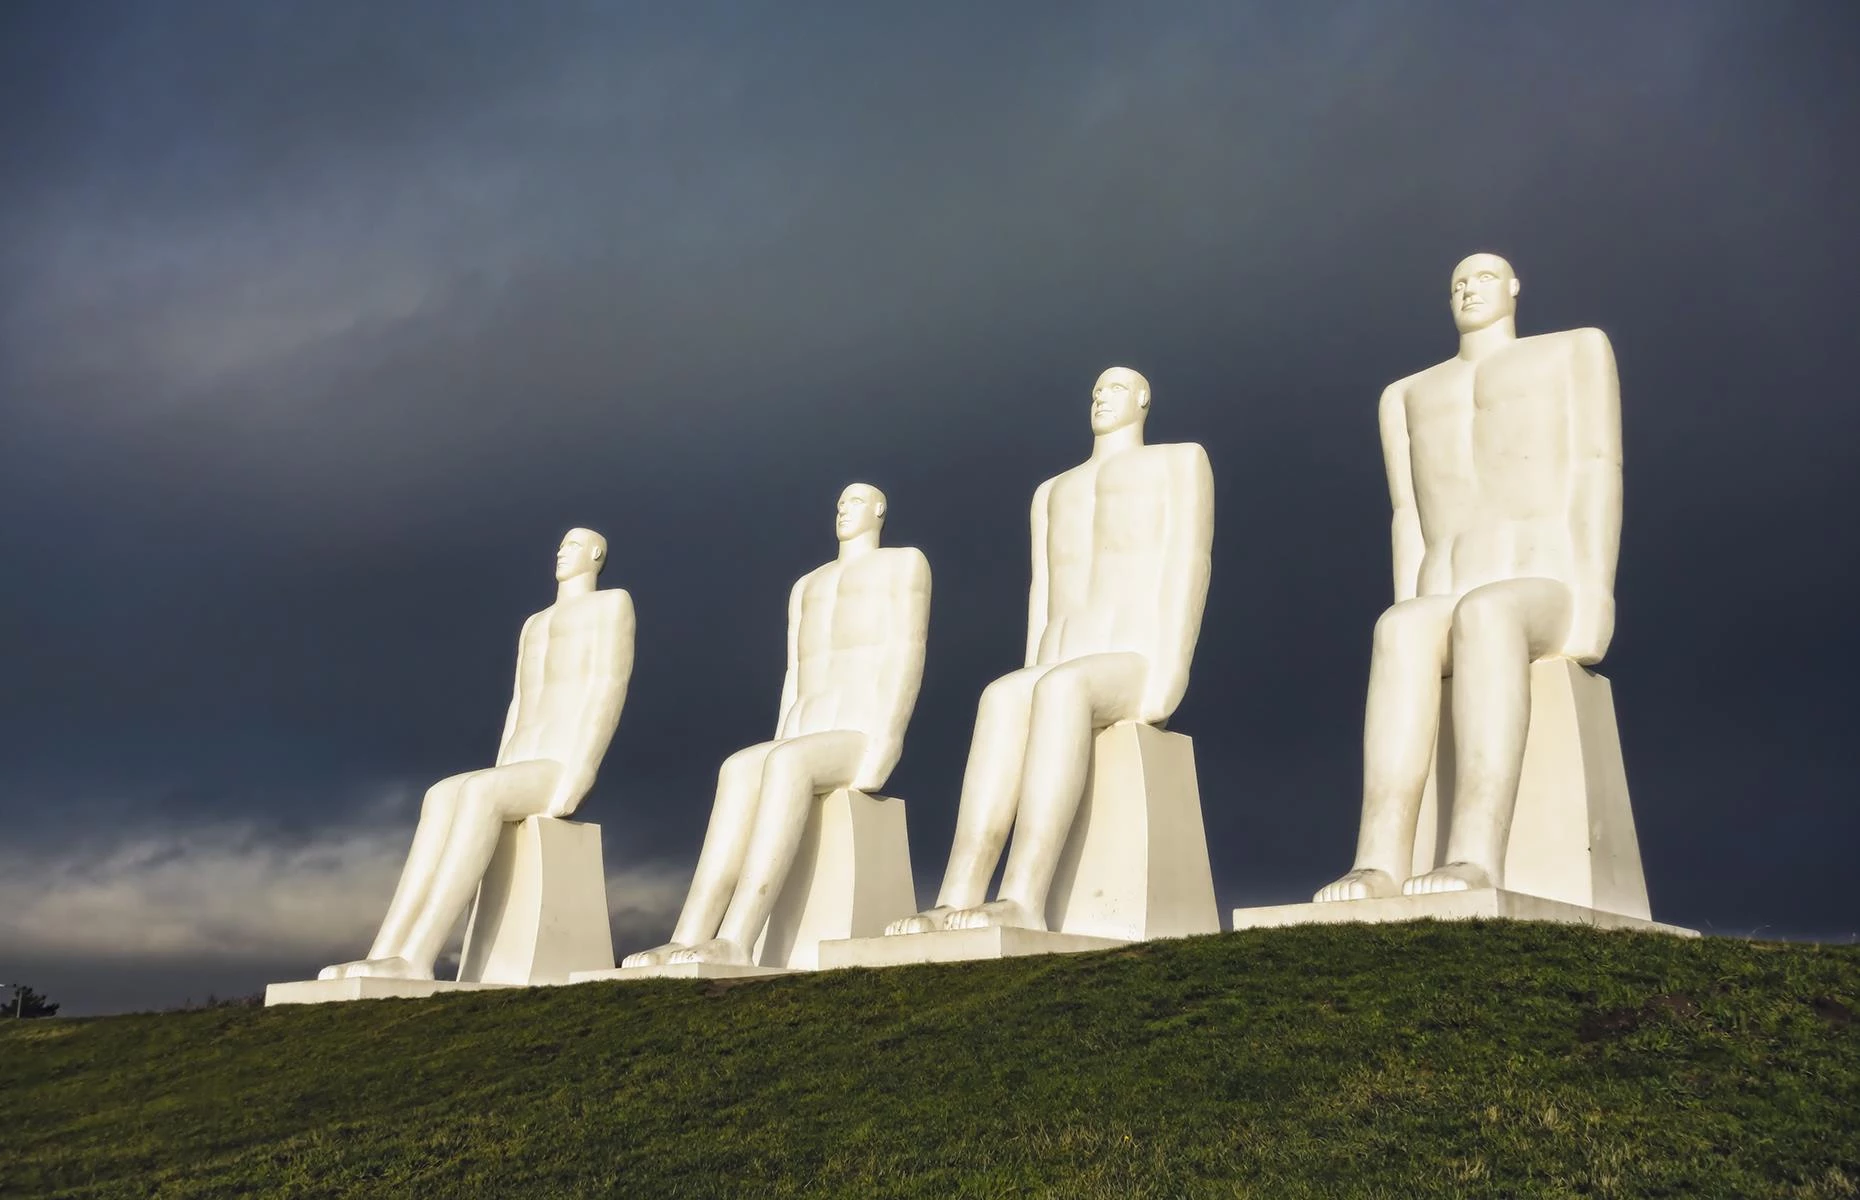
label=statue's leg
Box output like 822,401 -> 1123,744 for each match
367,775 -> 472,958
885,668 -> 1047,935
905,668 -> 1047,927
673,731 -> 866,965
375,759 -> 562,977
1406,578 -> 1572,895
623,742 -> 778,966
320,773 -> 472,978
1317,597 -> 1458,901
947,653 -> 1148,931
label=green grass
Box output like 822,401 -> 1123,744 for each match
3,922 -> 1857,1198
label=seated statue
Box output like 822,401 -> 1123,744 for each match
321,529 -> 635,981
1315,252 -> 1622,902
624,483 -> 930,968
888,366 -> 1213,935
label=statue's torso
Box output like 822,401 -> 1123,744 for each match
783,548 -> 928,742
1401,331 -> 1588,597
1037,443 -> 1200,666
501,591 -> 632,763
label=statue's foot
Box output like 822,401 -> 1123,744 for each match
666,938 -> 753,967
1402,862 -> 1494,895
621,943 -> 683,969
884,907 -> 957,936
945,899 -> 1045,932
1313,868 -> 1401,903
324,956 -> 434,981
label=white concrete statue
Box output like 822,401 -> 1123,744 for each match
623,483 -> 931,968
888,366 -> 1214,935
1316,252 -> 1622,902
320,529 -> 635,981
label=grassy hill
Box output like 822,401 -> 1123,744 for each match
3,921 -> 1856,1199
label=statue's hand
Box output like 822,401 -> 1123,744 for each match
1560,591 -> 1615,666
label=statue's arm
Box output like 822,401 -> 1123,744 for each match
1379,383 -> 1424,603
546,592 -> 637,817
1141,445 -> 1214,723
1024,479 -> 1054,668
775,576 -> 805,739
495,614 -> 536,764
1563,328 -> 1623,664
854,550 -> 932,790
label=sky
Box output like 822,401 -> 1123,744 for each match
1,1 -> 1855,1016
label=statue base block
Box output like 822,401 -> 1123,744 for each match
819,926 -> 1125,969
1047,723 -> 1220,940
1229,888 -> 1697,937
751,789 -> 916,970
458,815 -> 615,985
264,978 -> 514,1007
1414,660 -> 1652,917
569,962 -> 794,984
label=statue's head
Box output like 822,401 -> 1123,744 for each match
835,483 -> 887,543
1090,366 -> 1151,436
555,527 -> 608,582
1449,252 -> 1520,333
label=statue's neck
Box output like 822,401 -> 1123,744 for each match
837,531 -> 880,562
1091,424 -> 1146,461
1457,317 -> 1517,362
556,574 -> 597,604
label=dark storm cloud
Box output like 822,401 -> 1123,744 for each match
2,1 -> 1856,1012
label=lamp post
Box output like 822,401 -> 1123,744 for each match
7,984 -> 21,1020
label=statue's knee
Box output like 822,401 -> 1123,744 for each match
1372,603 -> 1437,658
1030,666 -> 1088,714
421,780 -> 461,817
758,746 -> 812,798
1450,589 -> 1521,649
978,671 -> 1033,716
454,779 -> 503,823
718,747 -> 761,787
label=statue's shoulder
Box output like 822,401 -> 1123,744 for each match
793,560 -> 835,590
1388,359 -> 1453,398
583,588 -> 635,620
1522,326 -> 1612,356
874,544 -> 929,570
1156,440 -> 1209,464
1140,441 -> 1211,480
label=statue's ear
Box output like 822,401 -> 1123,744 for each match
874,499 -> 888,519
1508,276 -> 1521,298
1138,388 -> 1152,410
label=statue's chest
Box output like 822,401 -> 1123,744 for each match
1048,456 -> 1168,553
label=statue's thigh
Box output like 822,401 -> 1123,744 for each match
762,731 -> 866,792
1450,579 -> 1572,660
464,760 -> 563,821
1035,652 -> 1148,725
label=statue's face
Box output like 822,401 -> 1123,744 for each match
1090,367 -> 1149,435
834,484 -> 885,542
555,528 -> 605,581
1449,253 -> 1520,333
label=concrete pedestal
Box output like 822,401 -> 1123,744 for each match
457,816 -> 615,984
569,962 -> 794,984
823,723 -> 1217,967
1231,888 -> 1696,937
265,816 -> 615,1006
752,788 -> 916,969
1412,660 -> 1650,917
1048,723 -> 1220,940
575,789 -> 914,984
819,925 -> 1124,969
265,978 -> 515,1006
